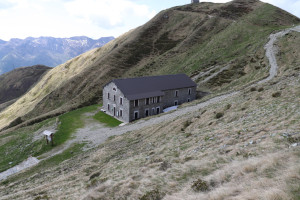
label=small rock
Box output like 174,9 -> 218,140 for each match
249,140 -> 256,145
291,143 -> 298,147
9,162 -> 12,165
282,133 -> 289,137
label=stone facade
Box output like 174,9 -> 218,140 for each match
103,82 -> 196,123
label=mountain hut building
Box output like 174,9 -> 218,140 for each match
102,74 -> 197,122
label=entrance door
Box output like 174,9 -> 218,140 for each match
134,111 -> 139,120
174,100 -> 178,106
145,109 -> 149,117
156,107 -> 160,114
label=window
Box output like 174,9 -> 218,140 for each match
157,96 -> 161,103
114,95 -> 116,102
134,111 -> 139,120
156,107 -> 160,114
120,97 -> 123,105
150,97 -> 153,104
120,109 -> 123,117
134,99 -> 139,107
187,98 -> 190,102
145,109 -> 149,117
113,87 -> 117,91
174,100 -> 178,106
188,88 -> 191,95
145,98 -> 150,105
107,104 -> 110,111
107,92 -> 110,99
175,90 -> 179,97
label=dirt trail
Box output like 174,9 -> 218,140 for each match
258,25 -> 300,84
1,25 -> 300,181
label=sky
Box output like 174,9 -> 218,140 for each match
0,0 -> 299,41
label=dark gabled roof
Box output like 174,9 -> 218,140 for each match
110,74 -> 196,100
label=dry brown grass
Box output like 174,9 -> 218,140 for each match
1,8 -> 300,200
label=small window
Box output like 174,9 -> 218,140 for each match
134,99 -> 139,107
174,100 -> 178,106
107,92 -> 110,99
145,98 -> 150,105
114,95 -> 116,102
107,104 -> 110,111
150,97 -> 153,104
120,109 -> 123,117
188,88 -> 191,95
113,87 -> 117,91
175,90 -> 179,97
157,96 -> 161,103
120,97 -> 123,105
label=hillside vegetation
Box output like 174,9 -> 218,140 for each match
0,0 -> 299,131
0,30 -> 299,199
0,65 -> 51,111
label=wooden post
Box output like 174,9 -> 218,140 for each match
50,134 -> 54,146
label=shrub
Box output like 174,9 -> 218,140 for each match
272,92 -> 281,97
215,112 -> 224,119
140,189 -> 163,200
225,104 -> 232,110
182,120 -> 192,131
250,87 -> 256,92
258,87 -> 264,92
89,171 -> 101,180
191,178 -> 209,192
159,161 -> 171,171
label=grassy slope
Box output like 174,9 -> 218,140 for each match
0,65 -> 51,104
1,0 -> 299,131
0,32 -> 299,199
0,105 -> 99,173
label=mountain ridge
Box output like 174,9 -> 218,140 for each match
0,0 -> 299,131
0,36 -> 114,75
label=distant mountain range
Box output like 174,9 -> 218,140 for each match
0,36 -> 114,74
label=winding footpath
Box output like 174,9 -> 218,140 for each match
1,25 -> 300,181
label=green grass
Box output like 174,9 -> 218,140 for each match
1,143 -> 85,185
34,104 -> 99,156
0,118 -> 54,173
0,104 -> 99,173
93,111 -> 122,127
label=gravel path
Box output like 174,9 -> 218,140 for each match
199,65 -> 230,84
1,25 -> 300,181
0,157 -> 39,181
258,25 -> 300,84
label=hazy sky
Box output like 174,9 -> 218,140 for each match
0,0 -> 299,41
